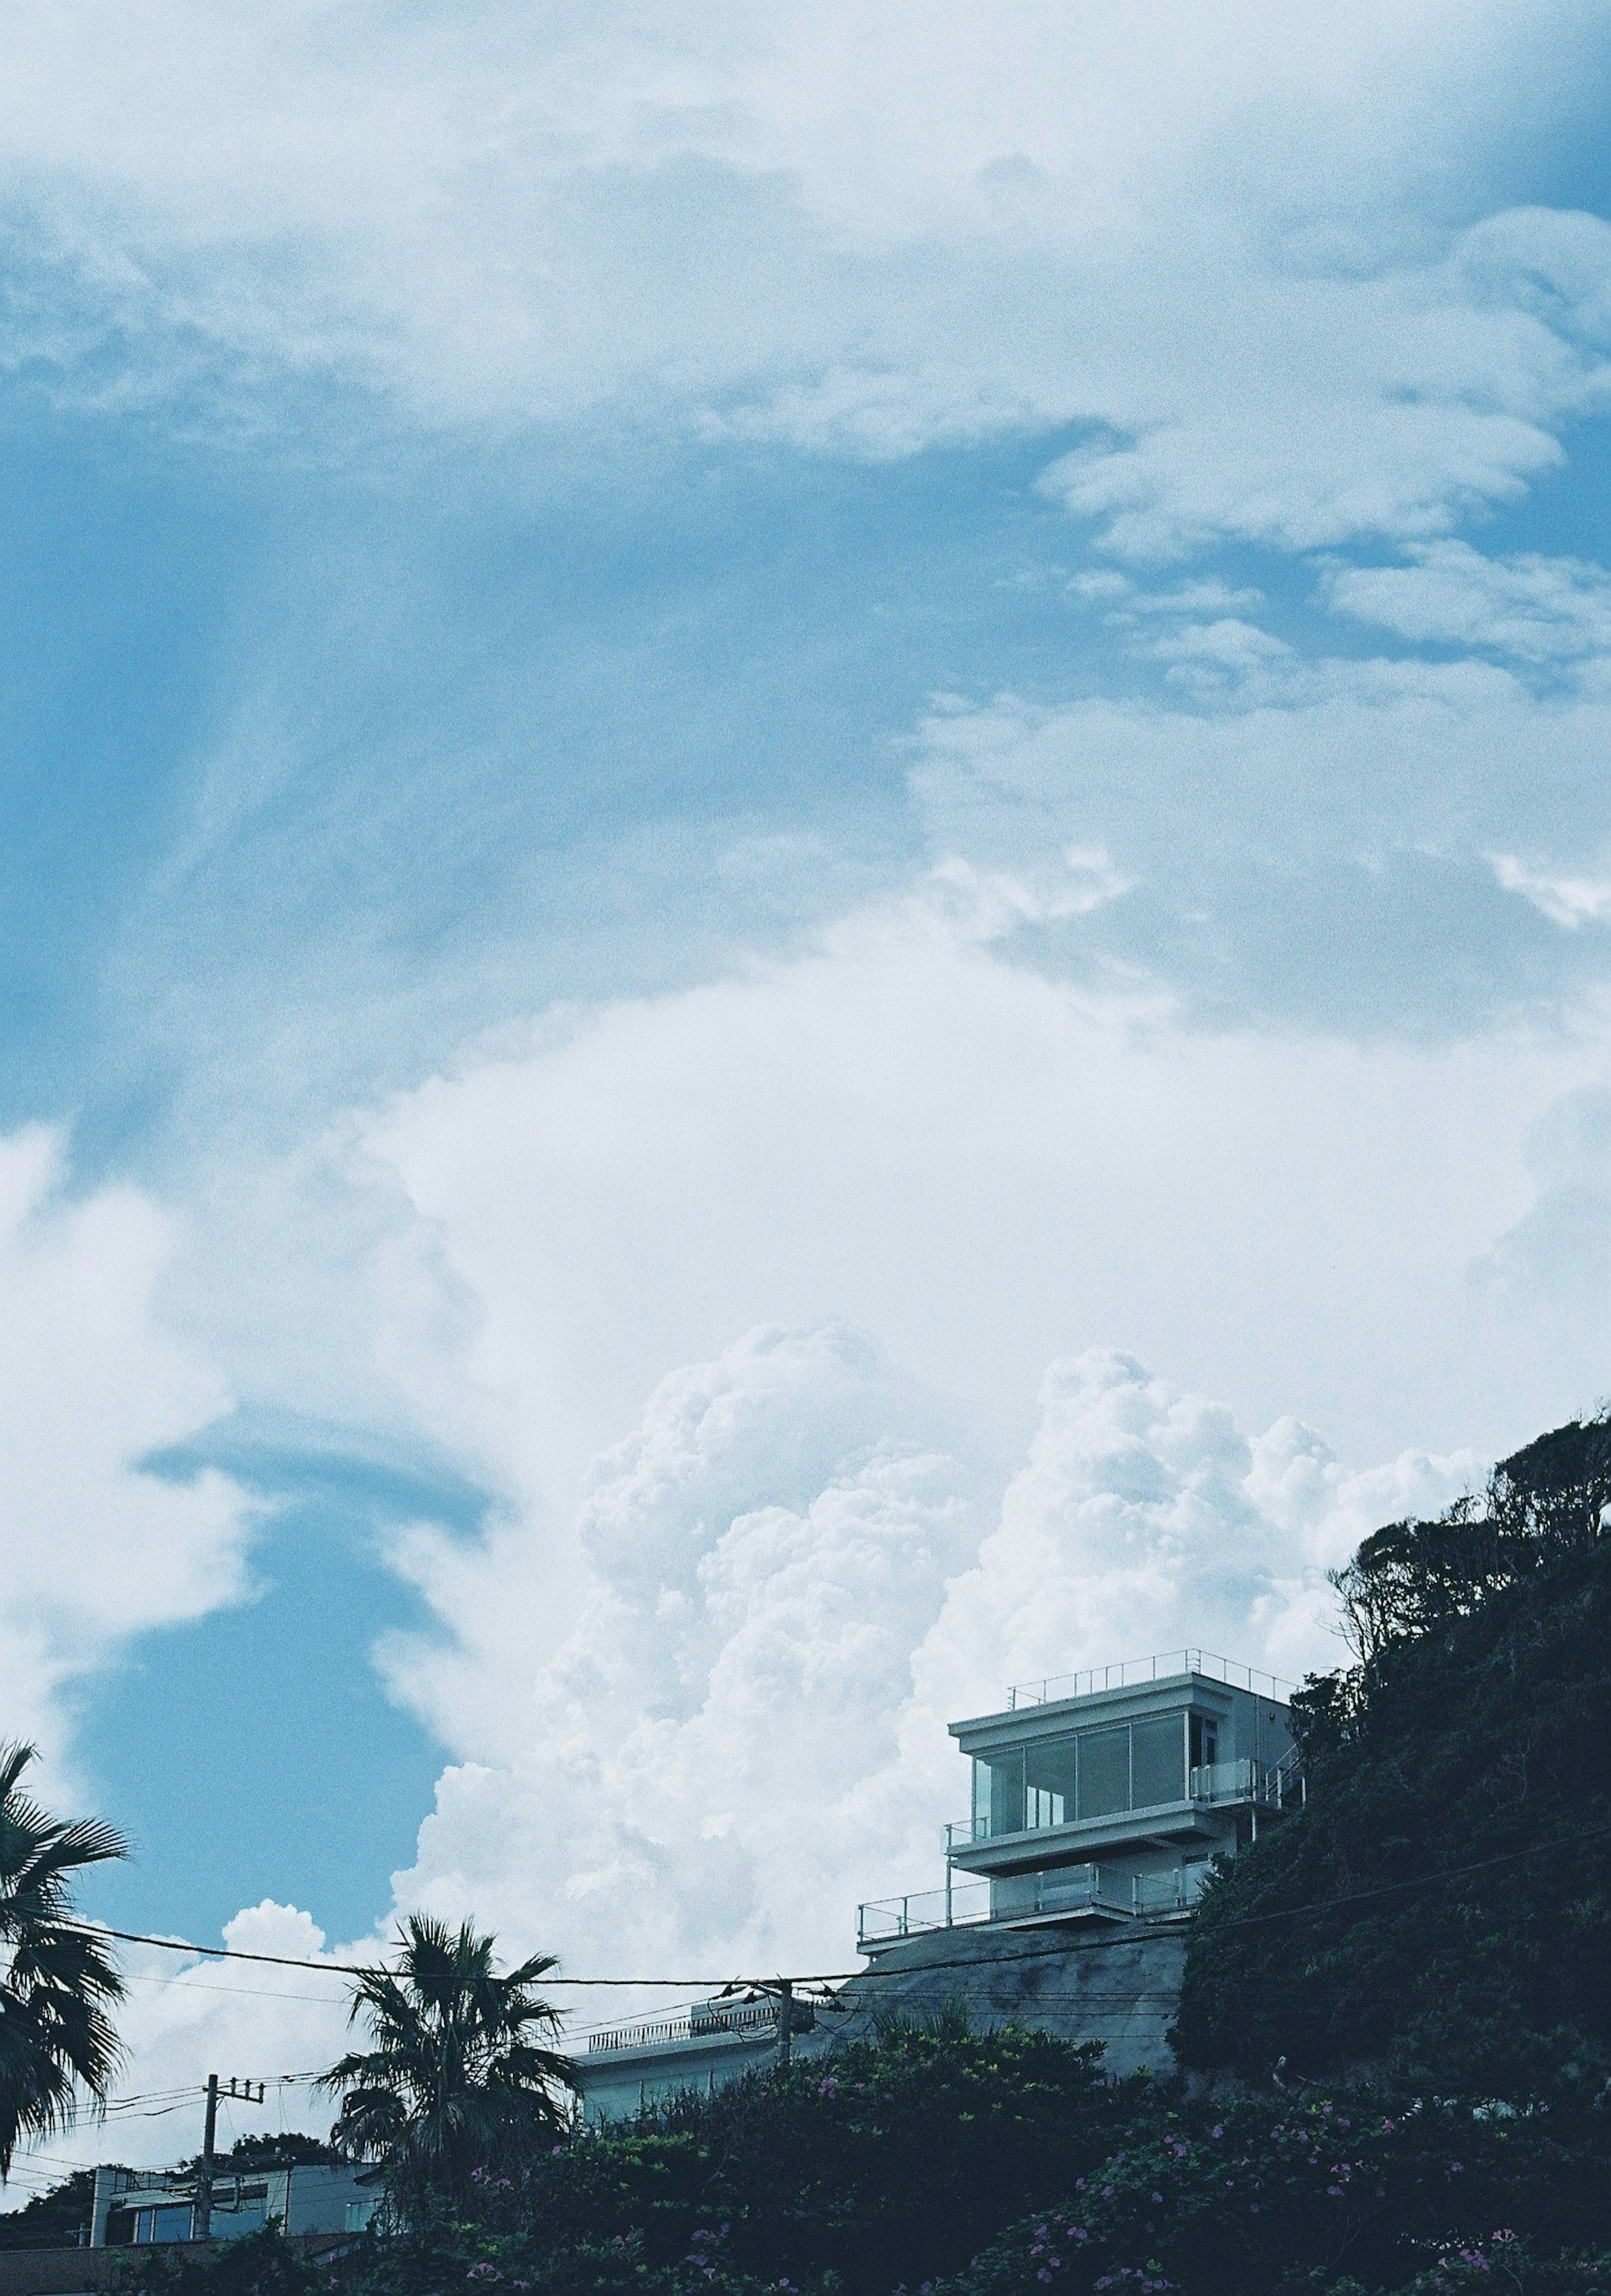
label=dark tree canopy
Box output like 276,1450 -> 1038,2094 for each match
1176,1411 -> 1611,2085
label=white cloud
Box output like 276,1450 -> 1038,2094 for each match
7,1904 -> 359,2189
351,917 -> 1581,1569
0,1126 -> 250,1777
908,662 -> 1611,1034
1329,540 -> 1611,665
0,4 -> 1604,567
1490,851 -> 1611,927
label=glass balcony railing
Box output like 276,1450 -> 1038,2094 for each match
856,1860 -> 1220,1948
858,1864 -> 1140,1949
856,1879 -> 993,1946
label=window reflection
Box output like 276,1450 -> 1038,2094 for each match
971,1710 -> 1194,1836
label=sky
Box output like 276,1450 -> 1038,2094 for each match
5,0 -> 1611,2193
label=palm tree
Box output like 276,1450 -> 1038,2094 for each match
321,1915 -> 576,2214
0,1741 -> 128,2173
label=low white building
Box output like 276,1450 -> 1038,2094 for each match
89,2164 -> 375,2247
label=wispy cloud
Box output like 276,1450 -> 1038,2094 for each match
1489,851 -> 1611,927
1329,540 -> 1611,666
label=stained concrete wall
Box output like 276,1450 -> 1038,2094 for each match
571,1916 -> 1190,2121
802,1918 -> 1188,2079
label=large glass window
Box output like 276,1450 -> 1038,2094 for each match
135,2206 -> 196,2245
1131,1714 -> 1186,1808
971,1712 -> 1194,1837
973,1748 -> 1024,1837
1024,1734 -> 1078,1828
1076,1725 -> 1130,1818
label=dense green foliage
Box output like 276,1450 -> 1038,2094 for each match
0,2164 -> 96,2248
115,2031 -> 1611,2296
1174,1421 -> 1611,2086
179,2132 -> 347,2174
0,1739 -> 128,2171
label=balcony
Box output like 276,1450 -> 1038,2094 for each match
857,1862 -> 1178,1952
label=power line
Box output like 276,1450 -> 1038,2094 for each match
65,1819 -> 1611,2008
63,1922 -> 734,1986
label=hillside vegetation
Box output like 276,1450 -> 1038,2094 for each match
1175,1414 -> 1611,2089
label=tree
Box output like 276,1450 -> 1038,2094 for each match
0,1740 -> 128,2173
320,1914 -> 576,2215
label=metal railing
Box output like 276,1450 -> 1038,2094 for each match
586,1999 -> 780,2054
858,1864 -> 1136,1949
1007,1649 -> 1293,1710
856,1879 -> 993,1946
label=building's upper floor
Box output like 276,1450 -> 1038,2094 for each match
949,1648 -> 1297,1873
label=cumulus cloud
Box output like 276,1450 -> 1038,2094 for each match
377,1323 -> 982,1985
0,1126 -> 250,1775
1472,1079 -> 1611,1345
369,1334 -> 1473,2010
915,1351 -> 1475,1719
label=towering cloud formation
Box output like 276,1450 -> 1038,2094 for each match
381,1329 -> 1473,1996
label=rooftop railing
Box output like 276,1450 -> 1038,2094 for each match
1006,1649 -> 1293,1711
586,1999 -> 781,2054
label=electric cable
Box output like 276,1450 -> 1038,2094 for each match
57,1817 -> 1611,2010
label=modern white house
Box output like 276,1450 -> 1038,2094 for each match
569,1648 -> 1302,2119
858,1649 -> 1301,1949
89,2163 -> 376,2246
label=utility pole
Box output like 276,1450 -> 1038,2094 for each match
195,2076 -> 219,2242
194,2077 -> 266,2241
773,1981 -> 794,2071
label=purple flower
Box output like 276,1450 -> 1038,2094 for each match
1036,2274 -> 1051,2285
1210,2126 -> 1223,2140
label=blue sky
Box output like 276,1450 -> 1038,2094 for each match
5,0 -> 1611,2164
